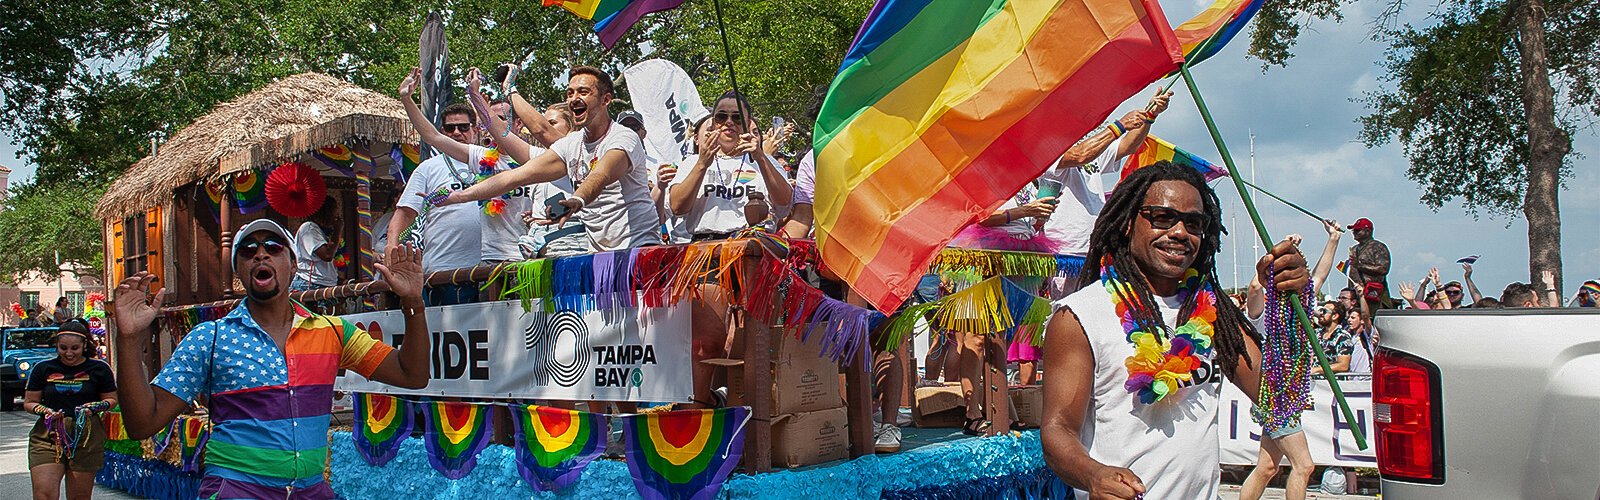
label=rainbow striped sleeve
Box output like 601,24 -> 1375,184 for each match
336,317 -> 393,378
1172,0 -> 1264,67
812,0 -> 1184,311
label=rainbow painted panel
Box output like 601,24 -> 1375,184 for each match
812,0 -> 1185,311
510,405 -> 607,492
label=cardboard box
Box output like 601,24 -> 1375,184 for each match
1010,385 -> 1043,428
913,385 -> 968,428
770,406 -> 850,468
722,333 -> 844,415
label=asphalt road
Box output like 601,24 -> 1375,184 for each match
0,410 -> 138,499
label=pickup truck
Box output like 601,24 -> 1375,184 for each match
1372,308 -> 1600,499
0,327 -> 60,411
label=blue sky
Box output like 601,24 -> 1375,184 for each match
0,0 -> 1593,298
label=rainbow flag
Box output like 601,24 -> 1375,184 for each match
232,170 -> 269,213
510,405 -> 607,492
103,411 -> 129,441
621,407 -> 750,500
544,0 -> 685,49
353,393 -> 414,467
312,144 -> 357,177
423,401 -> 494,479
1172,0 -> 1264,68
390,143 -> 422,182
177,416 -> 210,474
1336,260 -> 1350,276
1122,135 -> 1229,182
812,0 -> 1184,311
151,418 -> 176,455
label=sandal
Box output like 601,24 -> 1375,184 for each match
961,417 -> 985,436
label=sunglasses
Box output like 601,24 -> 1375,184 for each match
713,112 -> 745,124
1138,205 -> 1209,233
238,239 -> 288,258
1444,289 -> 1462,296
442,123 -> 474,133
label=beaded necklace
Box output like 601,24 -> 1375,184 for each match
1254,269 -> 1316,432
1099,256 -> 1218,405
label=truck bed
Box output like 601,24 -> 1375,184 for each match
1374,308 -> 1600,499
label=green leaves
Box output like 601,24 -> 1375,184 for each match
0,181 -> 106,284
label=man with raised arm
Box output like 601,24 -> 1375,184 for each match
440,66 -> 658,251
114,219 -> 431,499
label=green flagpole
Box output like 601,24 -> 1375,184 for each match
1238,178 -> 1326,223
1179,64 -> 1368,449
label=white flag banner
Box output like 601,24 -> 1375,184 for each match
335,299 -> 692,402
623,58 -> 710,167
1219,375 -> 1377,467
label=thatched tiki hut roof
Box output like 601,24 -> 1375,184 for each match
95,72 -> 418,220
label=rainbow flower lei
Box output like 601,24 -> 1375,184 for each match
475,148 -> 518,216
1100,257 -> 1218,404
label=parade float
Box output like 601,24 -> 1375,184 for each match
90,71 -> 1082,499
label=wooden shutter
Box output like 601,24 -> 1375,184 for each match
145,207 -> 163,286
111,219 -> 126,281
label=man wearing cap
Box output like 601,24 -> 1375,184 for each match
112,220 -> 431,499
1346,218 -> 1394,309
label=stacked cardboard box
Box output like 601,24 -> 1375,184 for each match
725,333 -> 849,468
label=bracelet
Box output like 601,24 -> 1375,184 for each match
1105,123 -> 1123,138
1004,210 -> 1012,224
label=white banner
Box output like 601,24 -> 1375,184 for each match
1219,375 -> 1377,467
622,58 -> 711,167
335,299 -> 692,402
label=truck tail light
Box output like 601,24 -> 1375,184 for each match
1374,347 -> 1445,484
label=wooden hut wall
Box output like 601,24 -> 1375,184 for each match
171,184 -> 225,305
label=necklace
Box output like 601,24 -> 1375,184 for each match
1099,256 -> 1218,405
440,148 -> 517,216
1254,270 -> 1316,431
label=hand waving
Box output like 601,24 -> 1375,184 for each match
398,67 -> 421,98
374,243 -> 424,303
112,272 -> 165,340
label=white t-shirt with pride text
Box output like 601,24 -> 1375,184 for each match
668,154 -> 781,236
399,144 -> 529,272
548,122 -> 659,250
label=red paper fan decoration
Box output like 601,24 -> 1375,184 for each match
265,162 -> 327,218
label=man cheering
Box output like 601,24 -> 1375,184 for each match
1041,162 -> 1308,499
113,219 -> 432,499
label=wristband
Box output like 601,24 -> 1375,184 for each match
1106,122 -> 1125,138
1004,210 -> 1012,224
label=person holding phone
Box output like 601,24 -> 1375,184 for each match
666,91 -> 793,240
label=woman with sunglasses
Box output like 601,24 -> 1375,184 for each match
24,319 -> 117,500
667,91 -> 793,240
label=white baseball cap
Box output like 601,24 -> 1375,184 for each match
231,219 -> 297,274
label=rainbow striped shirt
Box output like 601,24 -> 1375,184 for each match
153,300 -> 393,499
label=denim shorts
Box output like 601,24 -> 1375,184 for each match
1264,417 -> 1304,440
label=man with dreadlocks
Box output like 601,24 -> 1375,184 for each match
1040,161 -> 1310,499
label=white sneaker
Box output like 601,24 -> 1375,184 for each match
873,422 -> 902,453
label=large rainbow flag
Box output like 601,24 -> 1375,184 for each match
621,407 -> 750,500
1172,0 -> 1264,67
543,0 -> 685,49
510,405 -> 608,492
353,393 -> 414,467
1122,135 -> 1230,182
423,401 -> 495,479
812,0 -> 1184,311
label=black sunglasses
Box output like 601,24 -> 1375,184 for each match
442,123 -> 474,133
713,111 -> 745,124
1138,205 -> 1209,233
1444,289 -> 1462,296
238,239 -> 288,258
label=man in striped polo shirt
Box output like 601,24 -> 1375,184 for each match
113,219 -> 433,499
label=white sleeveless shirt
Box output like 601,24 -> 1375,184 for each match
1056,283 -> 1224,500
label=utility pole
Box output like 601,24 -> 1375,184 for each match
1249,130 -> 1259,265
